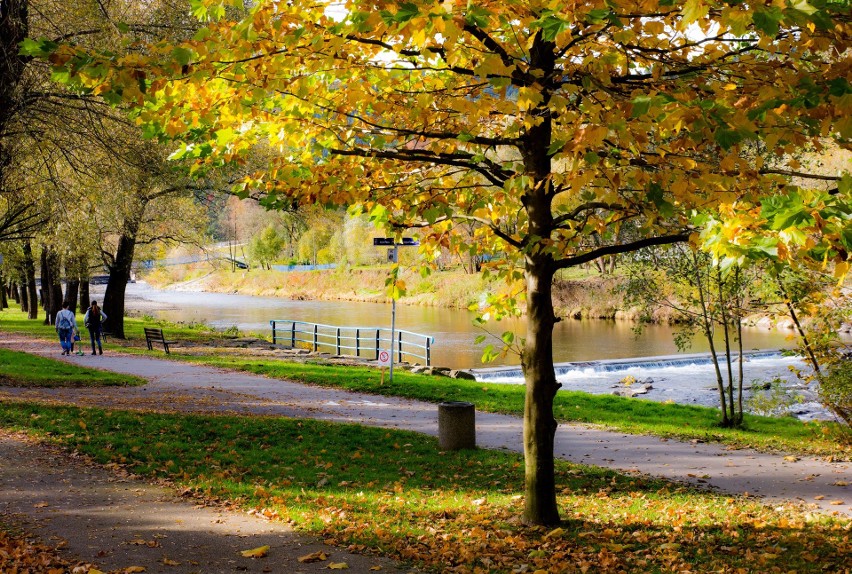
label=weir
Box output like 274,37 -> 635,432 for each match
472,350 -> 786,381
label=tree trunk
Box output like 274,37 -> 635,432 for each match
66,279 -> 80,313
80,280 -> 90,311
11,280 -> 19,303
22,240 -> 37,319
103,201 -> 145,338
39,248 -> 48,314
0,272 -> 7,309
43,247 -> 63,325
522,257 -> 561,525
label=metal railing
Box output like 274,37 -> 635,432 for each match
270,320 -> 434,366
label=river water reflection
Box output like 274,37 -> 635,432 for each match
108,282 -> 806,370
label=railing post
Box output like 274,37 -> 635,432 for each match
336,327 -> 341,355
375,329 -> 381,360
356,328 -> 360,357
271,320 -> 276,345
291,322 -> 296,348
313,324 -> 318,352
398,330 -> 403,363
426,336 -> 431,366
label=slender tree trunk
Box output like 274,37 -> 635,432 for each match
0,272 -> 7,309
22,240 -> 37,319
43,247 -> 63,325
694,253 -> 729,425
735,267 -> 744,424
40,248 -> 48,314
11,280 -> 19,303
717,268 -> 736,424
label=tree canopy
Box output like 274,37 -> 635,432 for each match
27,0 -> 852,525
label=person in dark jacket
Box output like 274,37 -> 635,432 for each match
84,300 -> 107,355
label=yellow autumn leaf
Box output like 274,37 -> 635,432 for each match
659,542 -> 681,551
240,545 -> 270,558
88,570 -> 106,574
298,551 -> 328,563
124,568 -> 146,573
545,527 -> 565,538
829,500 -> 845,505
369,567 -> 382,571
329,563 -> 349,570
162,558 -> 180,566
784,455 -> 799,462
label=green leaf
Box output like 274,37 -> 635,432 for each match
584,9 -> 610,24
19,38 -> 58,58
501,331 -> 515,345
752,7 -> 783,36
714,128 -> 743,150
631,95 -> 653,118
537,14 -> 568,41
474,335 -> 487,345
172,47 -> 194,67
394,2 -> 420,23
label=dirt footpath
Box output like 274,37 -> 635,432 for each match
0,431 -> 413,574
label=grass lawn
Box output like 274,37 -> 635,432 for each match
1,307 -> 848,458
0,402 -> 848,574
0,348 -> 145,387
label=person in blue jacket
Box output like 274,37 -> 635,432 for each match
55,302 -> 78,356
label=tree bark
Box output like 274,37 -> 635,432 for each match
11,280 -> 19,303
0,271 -> 6,309
22,240 -> 37,319
79,280 -> 90,311
522,256 -> 561,525
66,279 -> 79,313
46,248 -> 63,324
103,199 -> 145,338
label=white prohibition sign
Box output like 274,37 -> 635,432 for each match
378,350 -> 391,367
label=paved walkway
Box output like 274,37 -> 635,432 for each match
1,331 -> 848,517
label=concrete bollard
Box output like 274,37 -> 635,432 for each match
438,401 -> 476,450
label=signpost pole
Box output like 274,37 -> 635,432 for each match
372,237 -> 419,385
390,244 -> 398,383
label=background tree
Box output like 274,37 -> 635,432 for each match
34,0 -> 851,525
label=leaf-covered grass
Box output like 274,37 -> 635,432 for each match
0,348 -> 145,387
2,307 -> 848,457
0,402 -> 847,574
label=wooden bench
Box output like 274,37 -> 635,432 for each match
144,327 -> 177,354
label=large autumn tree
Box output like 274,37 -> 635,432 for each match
31,0 -> 851,524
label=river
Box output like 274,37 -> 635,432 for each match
99,282 -> 843,420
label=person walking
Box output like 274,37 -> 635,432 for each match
55,302 -> 78,356
84,300 -> 107,355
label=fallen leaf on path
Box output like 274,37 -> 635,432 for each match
240,545 -> 270,558
298,551 -> 328,563
328,562 -> 349,569
162,558 -> 180,566
814,495 -> 825,500
829,500 -> 845,505
123,568 -> 146,573
34,501 -> 49,508
369,567 -> 382,571
834,481 -> 848,486
783,455 -> 799,462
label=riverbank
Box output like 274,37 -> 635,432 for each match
143,264 -> 680,323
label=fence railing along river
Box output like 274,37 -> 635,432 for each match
270,320 -> 434,365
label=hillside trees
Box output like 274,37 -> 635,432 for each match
33,0 -> 852,524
